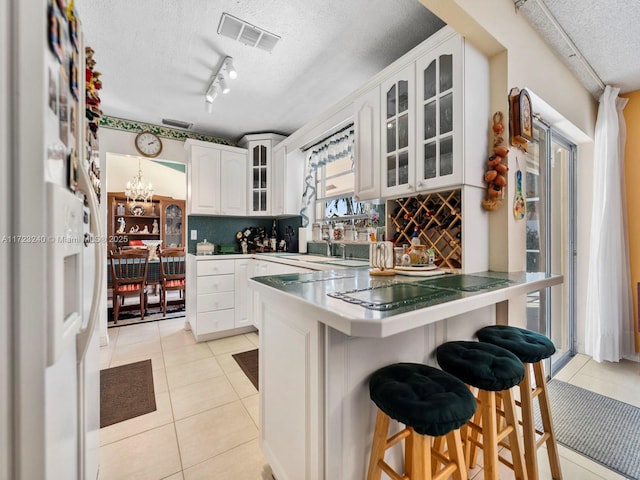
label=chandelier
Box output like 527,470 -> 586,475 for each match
125,159 -> 153,205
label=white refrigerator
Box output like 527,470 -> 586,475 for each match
2,1 -> 104,479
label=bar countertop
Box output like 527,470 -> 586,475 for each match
249,269 -> 562,338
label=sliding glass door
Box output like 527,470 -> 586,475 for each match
525,121 -> 576,374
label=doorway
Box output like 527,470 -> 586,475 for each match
524,120 -> 577,375
105,154 -> 187,326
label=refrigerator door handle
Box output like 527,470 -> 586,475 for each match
76,163 -> 105,364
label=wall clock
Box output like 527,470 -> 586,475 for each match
134,131 -> 163,158
509,88 -> 534,147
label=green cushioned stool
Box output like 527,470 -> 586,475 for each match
477,326 -> 562,480
436,341 -> 527,480
367,363 -> 476,480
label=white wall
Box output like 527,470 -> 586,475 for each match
106,154 -> 186,200
420,0 -> 597,352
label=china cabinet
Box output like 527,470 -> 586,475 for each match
107,193 -> 185,251
185,139 -> 247,216
160,199 -> 185,248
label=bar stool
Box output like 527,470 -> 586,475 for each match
367,363 -> 477,480
436,341 -> 528,480
476,325 -> 562,480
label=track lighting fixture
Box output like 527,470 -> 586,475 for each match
203,55 -> 237,113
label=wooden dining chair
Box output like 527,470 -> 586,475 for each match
109,248 -> 149,323
158,247 -> 186,316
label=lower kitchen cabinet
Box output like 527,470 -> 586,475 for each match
187,256 -> 314,341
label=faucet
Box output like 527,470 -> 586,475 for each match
322,231 -> 333,257
338,243 -> 346,259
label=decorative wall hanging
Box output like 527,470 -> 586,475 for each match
509,87 -> 533,150
481,112 -> 509,211
513,158 -> 526,220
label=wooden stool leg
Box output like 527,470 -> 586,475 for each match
432,435 -> 445,476
367,409 -> 390,480
405,428 -> 429,480
479,390 -> 499,480
446,429 -> 468,480
502,387 -> 528,480
533,361 -> 562,480
519,364 -> 538,480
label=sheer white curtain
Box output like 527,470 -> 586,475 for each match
299,126 -> 354,227
585,85 -> 632,362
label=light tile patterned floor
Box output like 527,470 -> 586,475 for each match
99,321 -> 636,480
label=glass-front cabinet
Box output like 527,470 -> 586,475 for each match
250,143 -> 269,214
380,64 -> 415,198
415,35 -> 462,190
163,202 -> 184,247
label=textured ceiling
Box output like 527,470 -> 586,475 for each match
75,0 -> 445,142
517,0 -> 640,98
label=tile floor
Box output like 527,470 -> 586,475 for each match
99,320 -> 638,480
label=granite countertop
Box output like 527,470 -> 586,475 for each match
249,269 -> 563,338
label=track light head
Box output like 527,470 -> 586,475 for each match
205,82 -> 219,103
218,74 -> 230,94
224,56 -> 237,79
204,100 -> 214,113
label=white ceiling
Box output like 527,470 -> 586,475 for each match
75,0 -> 445,142
515,0 -> 640,97
75,0 -> 640,144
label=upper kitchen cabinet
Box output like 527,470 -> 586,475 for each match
350,28 -> 489,200
380,64 -> 416,198
185,139 -> 247,216
239,133 -> 286,216
354,85 -> 381,201
415,34 -> 488,191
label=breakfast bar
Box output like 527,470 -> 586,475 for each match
249,269 -> 562,480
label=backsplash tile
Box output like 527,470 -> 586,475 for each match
187,216 -> 302,254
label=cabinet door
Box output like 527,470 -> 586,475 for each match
188,146 -> 221,215
220,149 -> 247,216
354,86 -> 380,201
248,141 -> 270,215
162,201 -> 184,247
415,36 -> 463,190
380,64 -> 415,198
235,259 -> 252,327
271,145 -> 285,216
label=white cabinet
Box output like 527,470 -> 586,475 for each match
415,35 -> 463,191
356,30 -> 488,199
239,133 -> 286,216
380,63 -> 416,198
187,257 -> 256,342
354,86 -> 381,201
185,139 -> 247,216
234,259 -> 251,328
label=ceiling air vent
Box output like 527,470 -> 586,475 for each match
162,118 -> 193,130
217,13 -> 280,53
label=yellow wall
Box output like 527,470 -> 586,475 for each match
622,90 -> 640,351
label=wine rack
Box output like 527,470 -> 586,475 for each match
387,190 -> 462,269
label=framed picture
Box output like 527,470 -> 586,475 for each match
68,13 -> 79,52
47,5 -> 63,63
58,66 -> 69,147
69,49 -> 78,100
48,67 -> 58,113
